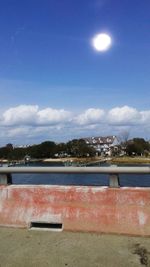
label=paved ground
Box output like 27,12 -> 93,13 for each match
0,228 -> 150,267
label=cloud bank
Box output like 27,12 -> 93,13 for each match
0,105 -> 149,144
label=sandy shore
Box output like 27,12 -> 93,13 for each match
43,158 -> 70,162
0,227 -> 150,267
43,157 -> 107,164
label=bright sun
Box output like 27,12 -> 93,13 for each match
92,33 -> 112,52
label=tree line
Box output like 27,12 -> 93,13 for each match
0,137 -> 149,160
126,138 -> 150,156
0,139 -> 96,160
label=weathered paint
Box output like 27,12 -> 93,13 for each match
0,185 -> 150,236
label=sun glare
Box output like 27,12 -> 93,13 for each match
92,33 -> 112,52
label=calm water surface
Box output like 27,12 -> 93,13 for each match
12,162 -> 150,187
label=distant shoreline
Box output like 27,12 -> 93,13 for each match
43,157 -> 106,164
110,156 -> 150,164
0,156 -> 150,165
43,156 -> 150,164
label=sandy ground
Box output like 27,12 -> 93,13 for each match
43,157 -> 91,163
43,158 -> 68,162
0,228 -> 150,267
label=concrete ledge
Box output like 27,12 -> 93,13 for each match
0,185 -> 150,236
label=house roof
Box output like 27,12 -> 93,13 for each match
84,136 -> 118,145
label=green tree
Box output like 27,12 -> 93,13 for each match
126,138 -> 150,156
66,139 -> 96,157
37,141 -> 57,158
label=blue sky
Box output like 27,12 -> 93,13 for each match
0,0 -> 150,145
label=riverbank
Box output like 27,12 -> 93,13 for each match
43,156 -> 108,164
111,156 -> 150,164
1,156 -> 150,165
43,156 -> 150,165
0,227 -> 150,267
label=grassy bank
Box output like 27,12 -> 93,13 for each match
110,156 -> 150,164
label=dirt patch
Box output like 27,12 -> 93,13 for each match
133,243 -> 150,266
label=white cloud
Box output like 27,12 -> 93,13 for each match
1,105 -> 71,126
2,105 -> 38,126
75,108 -> 105,125
37,108 -> 71,125
0,105 -> 149,145
107,106 -> 141,125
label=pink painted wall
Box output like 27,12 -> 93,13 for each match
0,185 -> 150,236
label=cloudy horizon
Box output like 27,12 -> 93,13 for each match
0,104 -> 149,146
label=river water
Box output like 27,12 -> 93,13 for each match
12,162 -> 150,187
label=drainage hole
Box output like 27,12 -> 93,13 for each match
30,222 -> 63,230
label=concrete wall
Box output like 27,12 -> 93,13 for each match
0,185 -> 150,236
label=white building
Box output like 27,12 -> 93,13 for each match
84,136 -> 119,155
